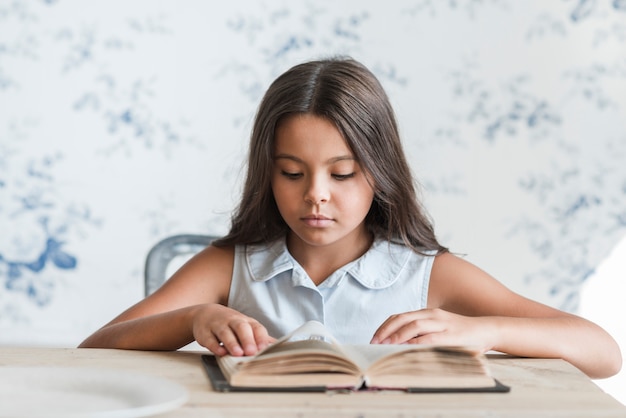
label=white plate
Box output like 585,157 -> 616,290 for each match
0,366 -> 189,418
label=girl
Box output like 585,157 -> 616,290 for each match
80,57 -> 621,379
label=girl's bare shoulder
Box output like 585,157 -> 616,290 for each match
427,252 -> 556,317
151,243 -> 236,306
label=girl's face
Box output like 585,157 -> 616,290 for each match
271,114 -> 375,251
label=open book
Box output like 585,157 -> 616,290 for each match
202,321 -> 509,392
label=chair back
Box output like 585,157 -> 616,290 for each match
144,234 -> 217,296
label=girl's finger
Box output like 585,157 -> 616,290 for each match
199,332 -> 228,356
371,311 -> 425,344
231,321 -> 261,356
214,327 -> 244,356
250,322 -> 273,351
391,319 -> 446,344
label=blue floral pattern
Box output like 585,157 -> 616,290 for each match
0,0 -> 624,343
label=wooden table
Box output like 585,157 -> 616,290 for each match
1,347 -> 624,417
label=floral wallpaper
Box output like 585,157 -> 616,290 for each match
1,1 -> 625,352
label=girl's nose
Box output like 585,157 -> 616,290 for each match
304,176 -> 330,205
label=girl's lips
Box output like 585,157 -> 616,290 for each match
301,215 -> 333,227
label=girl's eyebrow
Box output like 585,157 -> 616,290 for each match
274,154 -> 356,164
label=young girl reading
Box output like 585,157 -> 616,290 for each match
80,57 -> 621,379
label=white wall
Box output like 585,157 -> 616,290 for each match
581,235 -> 626,405
1,0 -> 625,400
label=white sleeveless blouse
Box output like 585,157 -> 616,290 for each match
228,238 -> 435,344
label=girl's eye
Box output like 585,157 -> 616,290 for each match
332,173 -> 356,181
281,170 -> 302,180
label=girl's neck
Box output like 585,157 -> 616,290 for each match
286,228 -> 374,286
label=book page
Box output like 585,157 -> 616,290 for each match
215,322 -> 496,390
359,345 -> 495,389
257,320 -> 344,357
341,343 -> 428,370
217,321 -> 365,387
219,321 -> 363,376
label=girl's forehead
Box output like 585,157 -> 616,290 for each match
274,114 -> 352,155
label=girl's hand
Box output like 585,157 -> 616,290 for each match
192,304 -> 275,357
370,308 -> 495,352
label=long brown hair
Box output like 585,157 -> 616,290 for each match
213,57 -> 447,255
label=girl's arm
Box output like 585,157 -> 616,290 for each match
371,252 -> 622,379
78,245 -> 273,356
